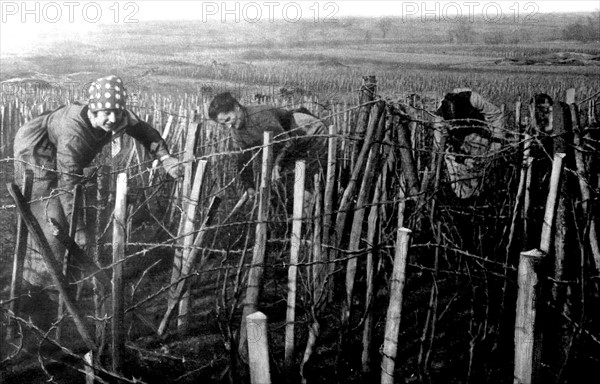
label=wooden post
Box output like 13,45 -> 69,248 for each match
7,170 -> 32,341
540,153 -> 566,254
112,173 -> 128,372
247,312 -> 271,384
361,175 -> 383,373
311,173 -> 323,305
84,350 -> 95,384
381,228 -> 412,384
6,183 -> 97,352
57,183 -> 83,341
514,249 -> 545,384
322,124 -> 337,305
177,160 -> 208,333
93,166 -> 110,347
285,160 -> 305,369
240,132 -> 273,360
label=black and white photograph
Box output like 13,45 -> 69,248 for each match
1,1 -> 599,383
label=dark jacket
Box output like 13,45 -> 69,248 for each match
230,105 -> 327,189
13,103 -> 170,218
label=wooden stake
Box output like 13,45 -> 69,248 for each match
514,249 -> 545,384
540,153 -> 566,254
284,160 -> 305,368
322,124 -> 337,305
361,175 -> 382,373
84,350 -> 95,384
311,173 -> 323,306
57,183 -> 83,341
7,170 -> 32,341
177,160 -> 208,333
112,173 -> 128,372
240,132 -> 273,361
93,165 -> 110,347
381,228 -> 412,384
49,220 -> 111,290
247,311 -> 271,384
6,183 -> 97,352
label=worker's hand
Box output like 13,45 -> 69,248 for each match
161,156 -> 183,179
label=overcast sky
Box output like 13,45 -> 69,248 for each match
1,0 -> 597,25
134,1 -> 599,19
0,1 -> 598,54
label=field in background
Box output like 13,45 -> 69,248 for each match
1,13 -> 599,107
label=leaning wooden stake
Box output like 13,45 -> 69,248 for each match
540,153 -> 566,254
332,102 -> 384,290
247,311 -> 271,384
177,160 -> 208,333
6,183 -> 97,352
239,132 -> 273,361
49,221 -> 111,290
343,106 -> 386,330
513,249 -> 545,384
7,170 -> 32,341
361,175 -> 383,373
112,173 -> 128,372
158,195 -> 221,337
381,228 -> 412,384
57,183 -> 83,342
285,160 -> 306,369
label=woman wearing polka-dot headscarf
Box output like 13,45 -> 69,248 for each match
12,75 -> 182,312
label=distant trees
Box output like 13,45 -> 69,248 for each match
561,14 -> 600,42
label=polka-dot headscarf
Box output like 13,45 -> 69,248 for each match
88,75 -> 128,112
